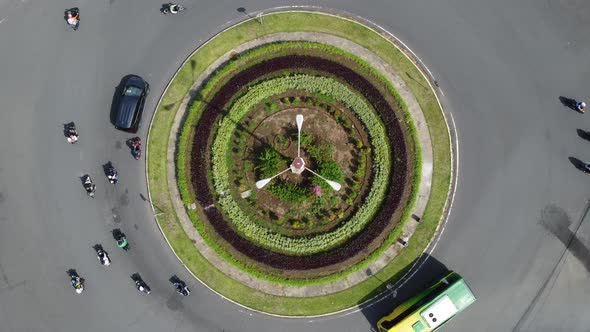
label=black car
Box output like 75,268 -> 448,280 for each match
112,75 -> 149,133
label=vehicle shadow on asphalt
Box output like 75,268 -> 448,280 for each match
559,96 -> 582,113
568,157 -> 589,173
539,203 -> 590,274
357,254 -> 448,329
577,129 -> 590,142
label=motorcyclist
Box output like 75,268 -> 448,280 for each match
83,176 -> 96,194
136,280 -> 151,294
174,281 -> 190,296
168,3 -> 181,14
71,276 -> 83,293
97,250 -> 110,265
107,167 -> 119,184
67,130 -> 79,143
66,9 -> 79,28
577,101 -> 587,113
116,235 -> 129,250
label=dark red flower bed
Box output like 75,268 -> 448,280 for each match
189,55 -> 409,271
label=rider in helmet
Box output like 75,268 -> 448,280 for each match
169,3 -> 180,14
66,10 -> 79,25
577,101 -> 587,113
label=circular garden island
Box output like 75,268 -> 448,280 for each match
148,11 -> 451,316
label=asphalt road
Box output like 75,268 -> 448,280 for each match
1,0 -> 590,331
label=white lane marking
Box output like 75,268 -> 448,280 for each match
0,18 -> 5,24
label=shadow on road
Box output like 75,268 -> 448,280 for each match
568,156 -> 589,173
539,203 -> 590,274
357,254 -> 449,328
577,129 -> 590,142
559,96 -> 581,112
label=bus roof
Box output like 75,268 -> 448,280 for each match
419,279 -> 476,329
377,272 -> 476,332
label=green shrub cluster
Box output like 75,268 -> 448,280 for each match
211,74 -> 391,255
268,181 -> 309,204
255,147 -> 283,178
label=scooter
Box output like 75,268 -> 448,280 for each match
82,174 -> 96,198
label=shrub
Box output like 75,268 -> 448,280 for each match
210,74 -> 392,255
268,181 -> 309,204
255,147 -> 282,178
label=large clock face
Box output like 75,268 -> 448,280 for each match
227,97 -> 372,236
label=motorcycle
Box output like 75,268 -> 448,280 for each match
162,3 -> 185,14
173,282 -> 190,296
68,270 -> 84,294
128,137 -> 141,160
105,162 -> 119,184
94,245 -> 111,266
135,279 -> 151,295
82,174 -> 96,198
114,230 -> 130,251
64,8 -> 80,31
64,122 -> 79,144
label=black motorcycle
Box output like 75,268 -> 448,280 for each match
82,174 -> 96,198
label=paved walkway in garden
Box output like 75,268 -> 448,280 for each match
166,32 -> 434,296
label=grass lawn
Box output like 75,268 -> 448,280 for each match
147,11 -> 451,316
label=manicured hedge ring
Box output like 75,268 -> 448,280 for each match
212,74 -> 391,255
181,41 -> 419,280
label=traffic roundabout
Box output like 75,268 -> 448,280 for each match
148,11 -> 452,315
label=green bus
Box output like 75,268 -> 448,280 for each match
377,271 -> 476,332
